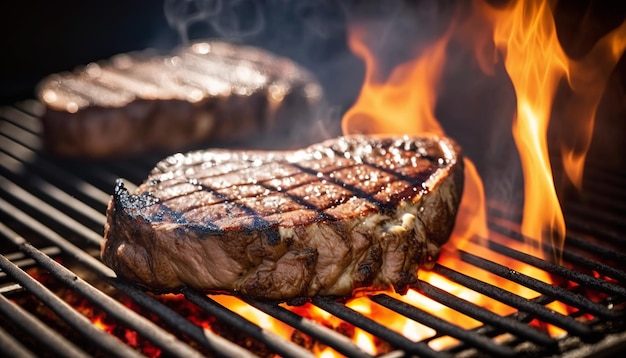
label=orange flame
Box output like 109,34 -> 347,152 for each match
485,0 -> 626,262
338,14 -> 494,354
81,3 -> 626,357
341,20 -> 489,248
333,0 -> 626,352
341,21 -> 447,137
84,4 -> 624,356
489,0 -> 569,260
559,18 -> 626,190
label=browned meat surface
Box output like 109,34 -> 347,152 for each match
101,135 -> 464,301
37,40 -> 324,158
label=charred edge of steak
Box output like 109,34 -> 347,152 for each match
101,136 -> 465,301
112,179 -> 159,215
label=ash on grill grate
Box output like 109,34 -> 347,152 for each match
1,101 -> 626,357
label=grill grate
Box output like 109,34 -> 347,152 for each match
1,100 -> 625,357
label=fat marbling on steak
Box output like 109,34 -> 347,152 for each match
101,135 -> 464,301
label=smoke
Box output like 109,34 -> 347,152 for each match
293,1 -> 350,39
163,0 -> 358,45
160,0 -> 516,169
164,0 -> 265,43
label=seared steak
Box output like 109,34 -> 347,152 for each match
37,40 -> 324,158
101,135 -> 464,301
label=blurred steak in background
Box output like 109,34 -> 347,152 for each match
36,40 -> 324,157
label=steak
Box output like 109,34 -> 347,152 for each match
101,135 -> 464,301
37,40 -> 324,158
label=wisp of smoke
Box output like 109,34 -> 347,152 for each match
164,0 -> 264,43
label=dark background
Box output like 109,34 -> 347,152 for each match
0,1 -> 363,106
0,2 -> 176,103
3,1 -> 622,103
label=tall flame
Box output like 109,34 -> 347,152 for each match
486,0 -> 626,261
559,18 -> 626,190
490,0 -> 568,259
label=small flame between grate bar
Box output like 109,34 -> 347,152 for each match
0,101 -> 625,357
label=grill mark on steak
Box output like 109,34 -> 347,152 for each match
150,177 -> 278,236
149,153 -> 439,224
288,162 -> 390,210
159,163 -> 367,222
330,147 -> 442,185
151,160 -> 343,221
181,52 -> 266,90
102,135 -> 464,300
256,180 -> 338,222
194,182 -> 276,234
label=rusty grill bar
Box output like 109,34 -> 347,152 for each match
1,100 -> 625,357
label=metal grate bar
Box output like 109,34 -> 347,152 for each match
0,103 -> 41,134
247,299 -> 374,358
2,246 -> 61,261
0,195 -> 109,272
99,157 -> 154,184
559,252 -> 626,285
457,250 -> 623,320
434,263 -> 598,336
0,197 -> 259,357
571,184 -> 626,214
0,253 -> 144,358
565,202 -> 626,232
0,292 -> 90,357
0,116 -> 41,151
565,218 -> 626,250
311,296 -> 447,358
415,281 -> 555,347
565,232 -> 626,263
0,325 -> 36,358
0,105 -> 115,207
369,293 -> 517,357
0,246 -> 60,280
485,227 -> 626,298
0,284 -> 23,294
0,173 -> 104,246
111,279 -> 260,358
0,151 -> 106,229
0,222 -> 206,358
183,288 -> 317,358
0,133 -> 112,208
487,214 -> 626,283
488,201 -> 626,257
